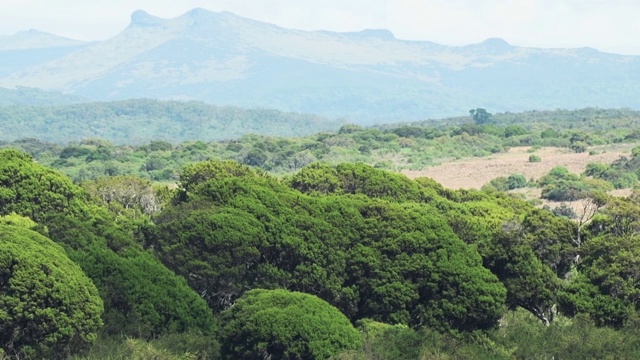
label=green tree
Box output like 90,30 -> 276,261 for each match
0,223 -> 103,359
480,221 -> 561,325
219,289 -> 362,359
469,108 -> 493,125
0,149 -> 217,339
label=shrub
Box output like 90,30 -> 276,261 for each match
0,223 -> 103,359
529,154 -> 541,163
507,174 -> 527,190
219,289 -> 362,359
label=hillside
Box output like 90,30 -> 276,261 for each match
0,9 -> 639,122
0,98 -> 342,144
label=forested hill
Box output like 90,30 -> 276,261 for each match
0,98 -> 343,144
0,86 -> 86,106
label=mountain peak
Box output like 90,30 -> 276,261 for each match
353,29 -> 395,40
480,37 -> 511,50
130,10 -> 165,27
185,7 -> 211,18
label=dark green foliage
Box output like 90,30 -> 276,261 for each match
219,289 -> 362,359
151,204 -> 267,310
548,203 -> 578,219
528,154 -> 541,162
558,273 -> 632,328
521,208 -> 577,277
342,201 -> 506,330
0,223 -> 103,359
503,125 -> 528,138
152,160 -> 508,333
507,174 -> 527,190
0,150 -> 216,340
469,108 -> 493,125
538,166 -> 594,201
483,174 -> 527,192
478,221 -> 560,325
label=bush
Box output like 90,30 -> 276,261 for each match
0,149 -> 216,340
529,154 -> 541,163
219,289 -> 362,359
0,223 -> 103,359
507,174 -> 527,190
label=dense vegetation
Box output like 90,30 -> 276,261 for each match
0,99 -> 342,144
0,216 -> 103,359
0,86 -> 85,106
4,107 -> 640,358
3,107 -> 639,185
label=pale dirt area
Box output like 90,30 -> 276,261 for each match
402,145 -> 637,190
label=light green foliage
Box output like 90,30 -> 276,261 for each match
493,310 -> 640,359
220,289 -> 362,359
0,213 -> 38,230
6,108 -> 640,182
483,173 -> 527,192
180,159 -> 262,192
538,166 -> 607,201
338,319 -> 510,360
0,99 -> 341,144
0,224 -> 103,359
286,162 -> 342,194
79,176 -> 160,238
69,332 -> 219,360
584,151 -> 640,189
528,154 -> 541,162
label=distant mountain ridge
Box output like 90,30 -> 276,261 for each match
1,8 -> 639,123
0,29 -> 85,50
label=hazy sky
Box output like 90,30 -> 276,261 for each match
0,0 -> 638,55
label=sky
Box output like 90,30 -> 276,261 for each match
0,0 -> 638,55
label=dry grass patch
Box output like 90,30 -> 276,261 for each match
402,145 -> 637,190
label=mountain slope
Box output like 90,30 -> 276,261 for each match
1,9 -> 639,123
0,29 -> 88,77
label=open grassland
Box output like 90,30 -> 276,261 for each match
402,143 -> 639,189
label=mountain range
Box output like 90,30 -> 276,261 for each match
1,8 -> 639,123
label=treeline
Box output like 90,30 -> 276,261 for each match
4,108 -> 640,184
0,86 -> 85,106
4,149 -> 640,358
0,98 -> 342,144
